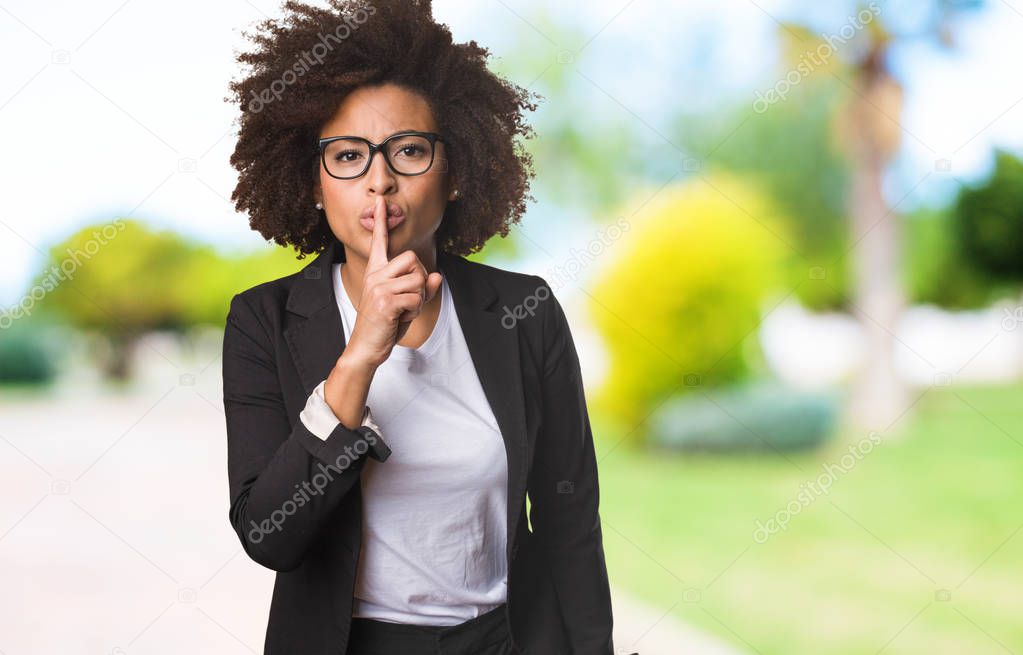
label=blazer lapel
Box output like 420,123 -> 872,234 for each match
282,241 -> 345,398
282,239 -> 528,565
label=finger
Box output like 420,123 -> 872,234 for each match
390,292 -> 427,322
378,270 -> 429,297
371,249 -> 421,281
410,257 -> 429,302
366,195 -> 389,274
395,272 -> 441,324
423,272 -> 443,303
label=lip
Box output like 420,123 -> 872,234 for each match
360,201 -> 404,220
359,201 -> 405,231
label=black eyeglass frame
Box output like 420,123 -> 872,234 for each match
316,130 -> 446,180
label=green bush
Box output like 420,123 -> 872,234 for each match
647,381 -> 841,452
588,173 -> 791,438
0,320 -> 60,386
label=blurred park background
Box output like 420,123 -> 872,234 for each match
2,0 -> 1023,653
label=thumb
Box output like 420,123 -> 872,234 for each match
424,272 -> 443,303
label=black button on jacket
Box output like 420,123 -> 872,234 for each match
222,239 -> 615,654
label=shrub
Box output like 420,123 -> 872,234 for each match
588,173 -> 791,437
648,381 -> 841,452
0,320 -> 60,386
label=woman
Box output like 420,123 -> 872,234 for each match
222,1 -> 615,654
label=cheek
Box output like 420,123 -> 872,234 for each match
321,179 -> 362,218
320,172 -> 342,202
411,184 -> 449,228
413,173 -> 449,206
320,178 -> 357,237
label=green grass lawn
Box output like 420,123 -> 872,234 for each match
594,382 -> 1023,655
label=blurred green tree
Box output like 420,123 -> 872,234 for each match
955,148 -> 1023,281
36,219 -> 305,380
38,220 -> 194,379
178,243 -> 308,326
903,205 -> 987,308
588,173 -> 791,435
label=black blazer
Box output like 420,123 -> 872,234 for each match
222,238 -> 615,654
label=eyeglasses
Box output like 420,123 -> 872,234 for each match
317,130 -> 445,180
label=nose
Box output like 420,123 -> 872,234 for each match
365,148 -> 396,195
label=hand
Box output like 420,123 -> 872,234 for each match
346,195 -> 443,368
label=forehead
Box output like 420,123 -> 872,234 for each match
319,83 -> 438,140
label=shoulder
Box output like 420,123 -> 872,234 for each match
456,255 -> 551,302
452,255 -> 561,324
231,268 -> 303,311
452,255 -> 567,351
224,263 -> 311,338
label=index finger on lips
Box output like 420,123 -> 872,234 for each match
366,195 -> 389,274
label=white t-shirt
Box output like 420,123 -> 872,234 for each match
299,261 -> 509,625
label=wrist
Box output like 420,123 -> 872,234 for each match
336,347 -> 379,375
323,352 -> 376,431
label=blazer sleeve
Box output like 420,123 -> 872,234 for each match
222,292 -> 390,572
527,278 -> 615,654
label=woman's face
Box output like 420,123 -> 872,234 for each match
315,82 -> 454,264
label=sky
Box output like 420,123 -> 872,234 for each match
1,0 -> 1021,307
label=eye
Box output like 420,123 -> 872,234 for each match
333,149 -> 363,162
396,143 -> 424,157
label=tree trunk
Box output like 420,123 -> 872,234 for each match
843,47 -> 911,435
102,332 -> 138,382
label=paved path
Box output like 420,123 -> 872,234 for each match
0,340 -> 746,654
610,586 -> 748,655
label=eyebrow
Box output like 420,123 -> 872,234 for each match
329,128 -> 427,141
